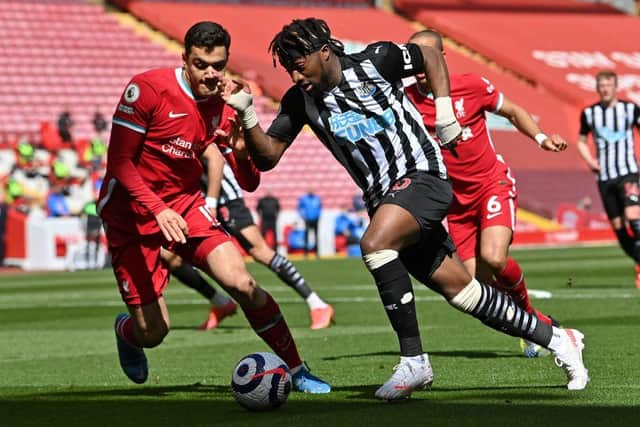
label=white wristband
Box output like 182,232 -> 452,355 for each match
434,96 -> 455,124
240,105 -> 259,130
205,197 -> 218,209
534,133 -> 548,146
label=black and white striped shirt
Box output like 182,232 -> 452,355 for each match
267,41 -> 446,210
200,147 -> 243,206
580,100 -> 640,181
218,162 -> 243,205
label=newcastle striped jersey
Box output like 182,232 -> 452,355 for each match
200,146 -> 243,206
580,100 -> 640,181
267,41 -> 446,210
218,162 -> 243,205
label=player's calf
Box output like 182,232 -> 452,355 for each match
450,279 -> 589,390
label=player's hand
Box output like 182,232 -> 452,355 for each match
223,79 -> 259,130
156,208 -> 188,244
434,96 -> 462,148
215,117 -> 246,154
223,79 -> 253,112
589,160 -> 601,173
540,134 -> 568,152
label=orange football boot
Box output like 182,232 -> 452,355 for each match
198,300 -> 238,330
309,305 -> 335,330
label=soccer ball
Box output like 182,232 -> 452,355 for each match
231,352 -> 292,411
520,338 -> 551,358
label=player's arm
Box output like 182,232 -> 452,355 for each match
216,115 -> 261,192
414,45 -> 462,146
576,110 -> 600,172
496,97 -> 567,152
223,81 -> 290,171
577,134 -> 600,172
376,42 -> 461,147
201,143 -> 224,216
107,125 -> 188,243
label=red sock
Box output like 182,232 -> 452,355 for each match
243,291 -> 303,369
116,314 -> 141,347
494,257 -> 553,326
494,257 -> 532,312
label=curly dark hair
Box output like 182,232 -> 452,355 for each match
268,17 -> 344,68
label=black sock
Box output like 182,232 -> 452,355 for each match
615,227 -> 636,260
269,253 -> 312,299
468,281 -> 553,347
369,258 -> 422,357
628,220 -> 640,262
172,264 -> 217,301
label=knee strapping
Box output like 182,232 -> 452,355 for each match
363,249 -> 399,271
450,278 -> 482,312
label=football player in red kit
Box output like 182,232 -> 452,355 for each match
405,30 -> 568,357
98,21 -> 329,393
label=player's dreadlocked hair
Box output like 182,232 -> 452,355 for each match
184,21 -> 231,55
268,18 -> 345,68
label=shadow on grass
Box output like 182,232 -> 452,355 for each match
322,350 -> 519,361
0,387 -> 635,427
170,325 -> 248,331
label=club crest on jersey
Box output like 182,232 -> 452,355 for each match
124,83 -> 140,103
455,98 -> 466,119
391,177 -> 411,191
355,82 -> 376,99
329,108 -> 396,143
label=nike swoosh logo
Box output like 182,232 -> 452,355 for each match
486,212 -> 502,220
251,367 -> 288,380
169,111 -> 188,118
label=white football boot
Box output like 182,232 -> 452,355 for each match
375,353 -> 434,401
552,328 -> 590,390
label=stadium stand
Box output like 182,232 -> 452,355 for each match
113,0 -> 602,213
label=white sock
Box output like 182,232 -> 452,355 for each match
546,326 -> 566,352
210,292 -> 231,307
400,354 -> 425,363
305,292 -> 327,310
289,363 -> 303,374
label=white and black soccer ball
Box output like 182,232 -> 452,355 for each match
231,352 -> 292,411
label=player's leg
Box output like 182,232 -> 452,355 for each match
202,241 -> 330,393
403,230 -> 589,391
161,248 -> 236,330
601,177 -> 640,286
361,203 -> 435,400
303,220 -> 310,257
110,236 -> 172,383
242,224 -> 334,329
311,220 -> 320,258
362,173 -> 450,400
600,179 -> 635,259
178,211 -> 330,394
620,175 -> 640,287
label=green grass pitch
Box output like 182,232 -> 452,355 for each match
1,245 -> 638,426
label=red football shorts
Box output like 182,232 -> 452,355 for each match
107,202 -> 230,306
447,177 -> 517,262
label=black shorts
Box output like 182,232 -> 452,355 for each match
597,173 -> 640,219
217,199 -> 254,251
86,215 -> 102,237
375,171 -> 457,281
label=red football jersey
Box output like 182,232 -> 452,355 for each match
99,67 -> 235,236
406,73 -> 511,206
